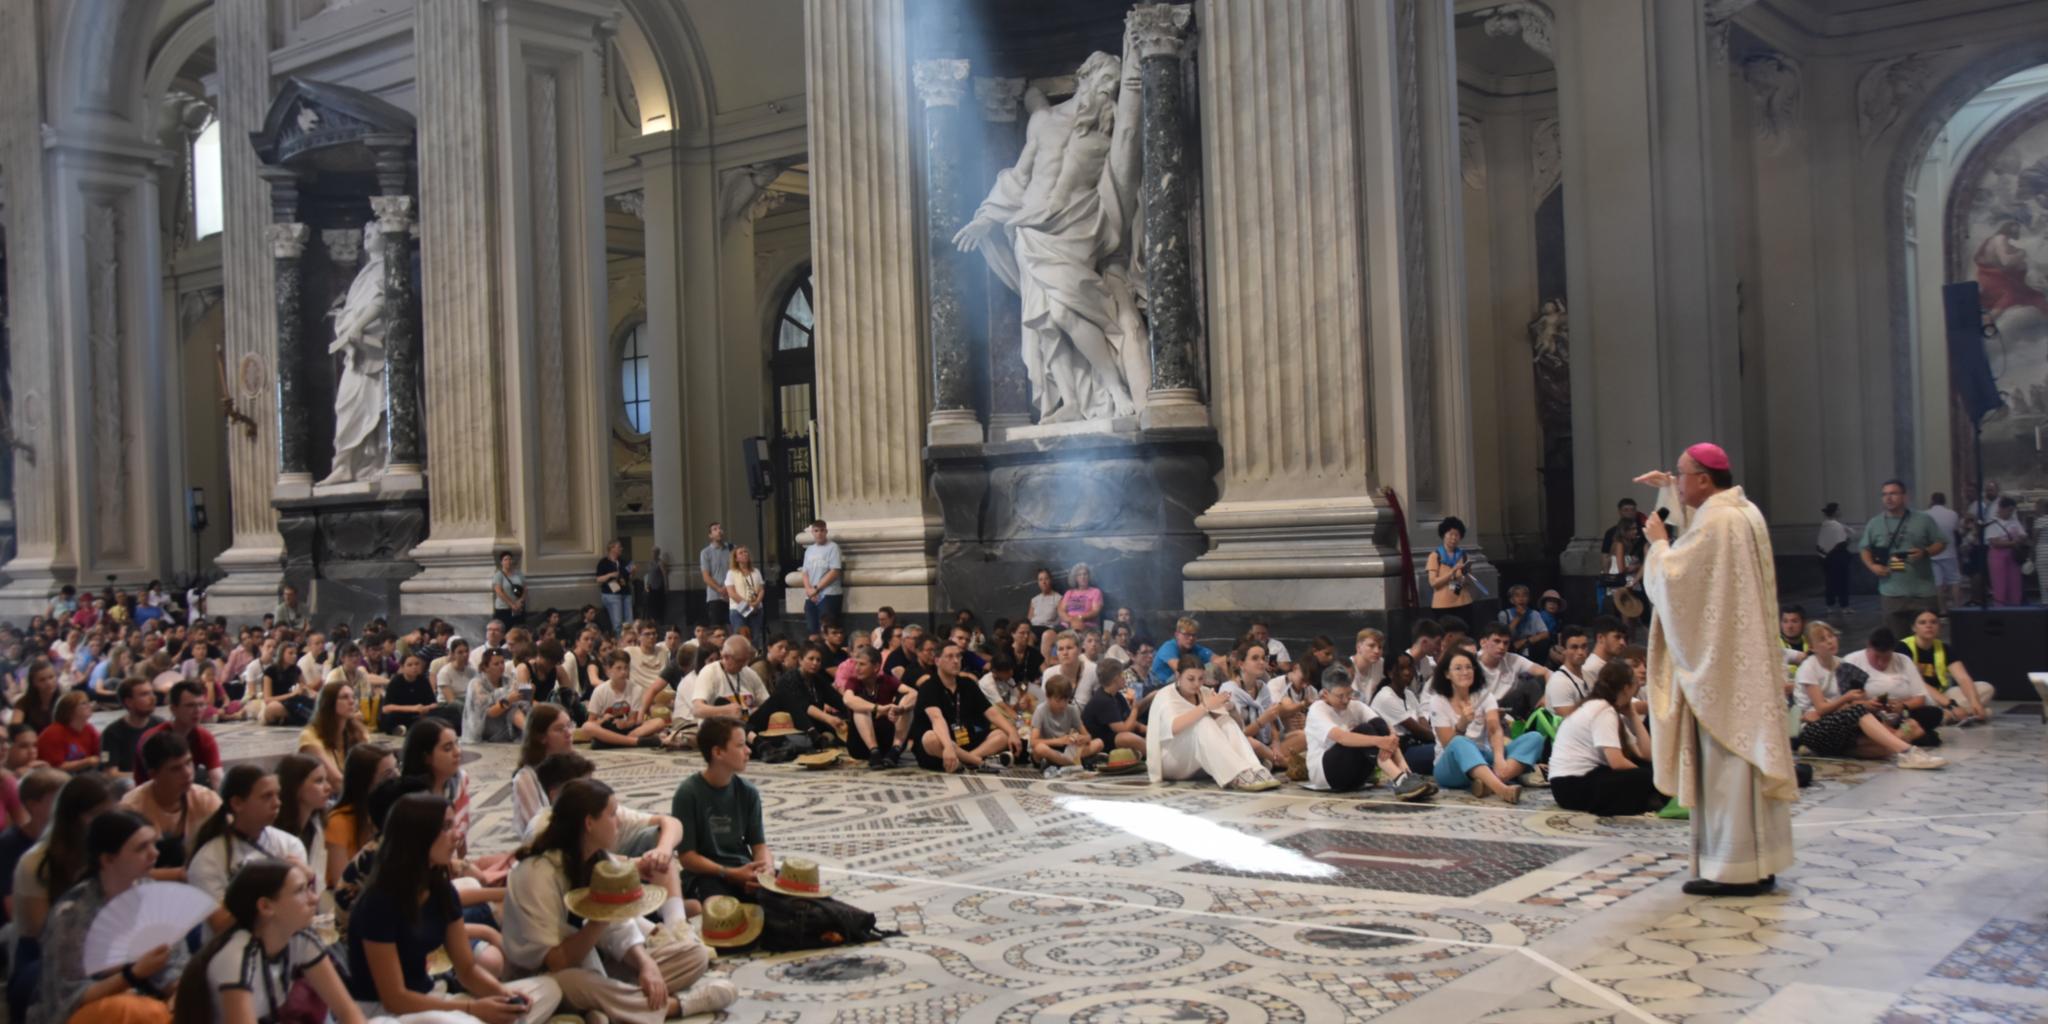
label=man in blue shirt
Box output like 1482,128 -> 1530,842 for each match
1148,616 -> 1214,692
800,519 -> 844,638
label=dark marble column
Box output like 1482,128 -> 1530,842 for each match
974,76 -> 1030,436
915,57 -> 982,445
1130,3 -> 1207,429
371,194 -> 422,484
258,166 -> 312,495
366,138 -> 423,488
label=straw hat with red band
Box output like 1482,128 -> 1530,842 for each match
759,711 -> 803,737
563,857 -> 669,922
697,895 -> 765,949
760,856 -> 831,898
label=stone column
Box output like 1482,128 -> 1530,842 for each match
204,0 -> 287,618
370,193 -> 423,491
796,0 -> 940,615
916,58 -> 982,445
1552,0 -> 1736,573
973,76 -> 1031,435
259,167 -> 314,499
1129,3 -> 1208,430
1184,0 -> 1480,619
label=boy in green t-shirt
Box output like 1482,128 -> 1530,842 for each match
670,717 -> 771,902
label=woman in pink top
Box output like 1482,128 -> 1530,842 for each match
1058,563 -> 1104,632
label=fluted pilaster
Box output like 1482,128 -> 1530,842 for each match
184,0 -> 285,616
1179,0 -> 1482,610
800,0 -> 940,611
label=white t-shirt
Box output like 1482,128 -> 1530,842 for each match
1478,653 -> 1537,702
1027,593 -> 1061,627
207,927 -> 329,1019
436,662 -> 477,705
587,678 -> 640,720
1583,652 -> 1609,682
627,646 -> 668,694
1303,698 -> 1379,790
1841,649 -> 1924,703
978,672 -> 1042,711
1368,684 -> 1425,729
1793,657 -> 1843,717
685,662 -> 771,720
1426,690 -> 1498,753
188,827 -> 311,904
1549,698 -> 1623,780
1217,681 -> 1265,739
1056,660 -> 1102,709
1544,666 -> 1590,711
1263,638 -> 1293,664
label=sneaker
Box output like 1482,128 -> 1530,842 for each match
995,750 -> 1015,768
977,760 -> 1005,774
1894,748 -> 1947,770
868,750 -> 892,770
1958,714 -> 1984,728
1043,764 -> 1063,779
676,978 -> 739,1017
1390,771 -> 1435,801
1524,764 -> 1549,788
1081,753 -> 1108,771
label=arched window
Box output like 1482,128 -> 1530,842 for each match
617,321 -> 651,435
192,118 -> 224,239
768,269 -> 816,574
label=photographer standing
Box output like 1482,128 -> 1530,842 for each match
1426,517 -> 1477,628
1858,480 -> 1946,637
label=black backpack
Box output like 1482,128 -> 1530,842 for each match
757,891 -> 900,952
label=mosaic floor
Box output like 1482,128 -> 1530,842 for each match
204,705 -> 2048,1023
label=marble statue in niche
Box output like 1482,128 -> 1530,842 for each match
1527,298 -> 1570,438
318,221 -> 387,486
953,33 -> 1149,424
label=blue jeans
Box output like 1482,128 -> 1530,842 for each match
601,592 -> 633,633
804,593 -> 843,636
1433,732 -> 1546,790
731,607 -> 766,643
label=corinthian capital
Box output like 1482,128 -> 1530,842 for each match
370,195 -> 414,234
266,222 -> 310,259
913,59 -> 970,109
1128,4 -> 1194,61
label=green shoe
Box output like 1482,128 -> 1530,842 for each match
1656,797 -> 1690,820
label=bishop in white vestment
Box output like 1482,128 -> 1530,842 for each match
1638,443 -> 1798,896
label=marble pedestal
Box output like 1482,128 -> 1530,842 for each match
276,488 -> 427,628
927,427 -> 1218,637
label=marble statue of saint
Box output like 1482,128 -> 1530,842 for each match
1527,298 -> 1570,439
953,32 -> 1148,424
318,221 -> 387,485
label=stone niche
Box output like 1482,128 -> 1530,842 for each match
929,429 -> 1217,633
251,78 -> 426,624
916,0 -> 1220,626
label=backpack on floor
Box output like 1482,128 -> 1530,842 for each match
757,891 -> 900,952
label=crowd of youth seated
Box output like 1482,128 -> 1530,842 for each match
0,563 -> 2003,1022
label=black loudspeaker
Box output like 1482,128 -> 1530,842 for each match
1946,607 -> 2048,701
742,435 -> 773,502
1942,281 -> 2005,426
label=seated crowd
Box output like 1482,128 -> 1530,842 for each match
0,545 -> 1994,1022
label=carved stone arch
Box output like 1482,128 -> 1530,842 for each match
142,4 -> 218,138
617,0 -> 714,136
1881,39 -> 2048,476
48,0 -> 168,133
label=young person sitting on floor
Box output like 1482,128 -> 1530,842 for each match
1427,649 -> 1545,803
842,646 -> 917,769
1303,667 -> 1435,799
1030,675 -> 1105,777
912,642 -> 1014,774
1793,621 -> 1945,769
1081,659 -> 1147,757
1367,651 -> 1435,776
176,858 -> 366,1024
1548,661 -> 1665,816
346,793 -> 560,1023
579,650 -> 672,749
671,718 -> 772,904
1145,659 -> 1280,791
502,778 -> 733,1022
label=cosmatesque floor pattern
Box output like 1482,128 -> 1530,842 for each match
204,707 -> 2048,1023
